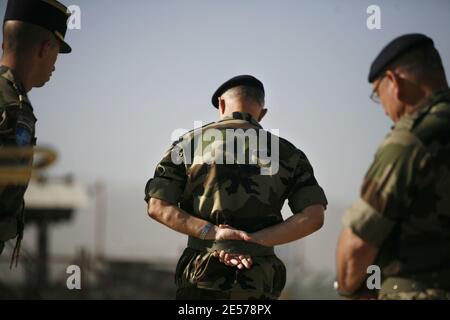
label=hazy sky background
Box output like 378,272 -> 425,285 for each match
1,0 -> 449,274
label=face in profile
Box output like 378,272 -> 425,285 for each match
374,71 -> 405,123
34,35 -> 60,88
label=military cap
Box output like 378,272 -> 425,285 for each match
368,33 -> 434,83
212,75 -> 265,108
4,0 -> 72,54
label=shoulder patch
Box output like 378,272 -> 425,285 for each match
15,125 -> 32,146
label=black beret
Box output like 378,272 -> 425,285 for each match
212,75 -> 265,108
368,33 -> 434,83
4,0 -> 72,54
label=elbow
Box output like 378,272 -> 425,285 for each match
312,209 -> 325,231
147,197 -> 162,220
302,204 -> 325,232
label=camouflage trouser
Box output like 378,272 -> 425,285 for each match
176,287 -> 278,300
379,289 -> 450,300
175,248 -> 286,300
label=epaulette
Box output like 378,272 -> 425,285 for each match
173,121 -> 216,145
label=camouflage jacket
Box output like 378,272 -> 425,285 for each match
344,89 -> 450,279
146,111 -> 327,296
0,66 -> 36,243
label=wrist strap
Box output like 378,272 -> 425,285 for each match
199,223 -> 213,240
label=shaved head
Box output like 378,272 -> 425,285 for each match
222,85 -> 265,108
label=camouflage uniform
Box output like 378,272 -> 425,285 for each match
0,66 -> 36,255
145,112 -> 327,299
343,89 -> 450,300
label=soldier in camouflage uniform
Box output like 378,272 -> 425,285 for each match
145,75 -> 327,299
0,0 -> 72,260
336,34 -> 450,300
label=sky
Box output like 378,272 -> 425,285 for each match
1,0 -> 449,275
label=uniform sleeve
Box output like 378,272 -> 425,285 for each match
287,150 -> 328,214
343,132 -> 425,247
144,142 -> 187,205
0,102 -> 36,147
0,103 -> 19,143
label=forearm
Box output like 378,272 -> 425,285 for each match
250,205 -> 325,247
336,228 -> 378,294
148,197 -> 217,240
336,257 -> 367,295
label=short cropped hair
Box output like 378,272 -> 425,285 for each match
222,85 -> 265,107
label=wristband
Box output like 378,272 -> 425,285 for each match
199,223 -> 214,240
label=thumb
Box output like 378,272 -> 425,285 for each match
239,231 -> 252,242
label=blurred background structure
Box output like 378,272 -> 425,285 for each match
0,152 -> 177,299
1,0 -> 449,299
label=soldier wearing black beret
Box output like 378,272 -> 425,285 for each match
146,74 -> 327,299
0,0 -> 72,263
336,34 -> 450,300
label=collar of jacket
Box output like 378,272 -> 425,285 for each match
219,111 -> 263,129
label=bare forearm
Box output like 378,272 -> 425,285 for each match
336,257 -> 367,294
250,205 -> 325,247
336,228 -> 378,294
148,197 -> 217,239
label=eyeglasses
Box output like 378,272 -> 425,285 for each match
370,74 -> 387,104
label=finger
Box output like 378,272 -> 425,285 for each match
219,250 -> 226,261
219,251 -> 226,262
237,263 -> 244,269
225,254 -> 238,264
230,258 -> 239,265
241,257 -> 251,269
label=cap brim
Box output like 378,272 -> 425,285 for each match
54,31 -> 71,54
59,40 -> 72,54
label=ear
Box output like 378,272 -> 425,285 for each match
385,70 -> 402,101
257,108 -> 268,122
219,97 -> 226,115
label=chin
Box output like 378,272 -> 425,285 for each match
34,81 -> 48,88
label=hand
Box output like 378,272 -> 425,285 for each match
213,224 -> 252,242
213,250 -> 253,270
